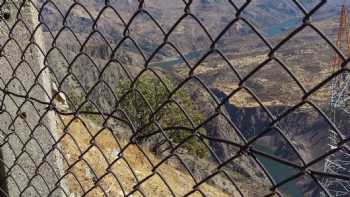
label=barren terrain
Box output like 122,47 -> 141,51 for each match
58,115 -> 234,197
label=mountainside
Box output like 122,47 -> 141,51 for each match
39,0 -> 345,37
39,0 -> 345,69
38,1 -> 350,196
58,115 -> 273,196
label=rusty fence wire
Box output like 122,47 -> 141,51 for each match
0,0 -> 349,196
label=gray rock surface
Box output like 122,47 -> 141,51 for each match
0,1 -> 64,196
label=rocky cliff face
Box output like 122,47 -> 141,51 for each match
211,88 -> 329,164
211,88 -> 350,196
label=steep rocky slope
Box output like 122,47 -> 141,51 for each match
58,115 -> 272,196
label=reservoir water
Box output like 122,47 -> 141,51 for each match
254,145 -> 302,197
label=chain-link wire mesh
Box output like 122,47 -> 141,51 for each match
0,0 -> 349,196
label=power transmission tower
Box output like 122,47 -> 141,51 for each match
323,5 -> 350,197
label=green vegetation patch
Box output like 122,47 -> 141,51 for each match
116,74 -> 208,158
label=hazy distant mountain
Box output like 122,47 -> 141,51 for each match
38,0 -> 347,65
39,0 -> 347,37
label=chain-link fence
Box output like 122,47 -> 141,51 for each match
0,0 -> 349,196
